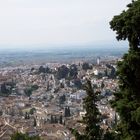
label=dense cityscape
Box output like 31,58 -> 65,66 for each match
0,0 -> 140,139
0,55 -> 119,140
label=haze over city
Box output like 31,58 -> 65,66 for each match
1,0 -> 140,140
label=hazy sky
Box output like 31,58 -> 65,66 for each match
0,0 -> 131,49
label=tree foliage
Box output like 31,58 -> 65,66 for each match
57,65 -> 69,79
73,78 -> 82,89
24,88 -> 32,97
11,132 -> 41,140
38,66 -> 50,74
82,62 -> 92,71
59,115 -> 63,124
50,115 -> 58,124
64,107 -> 71,117
110,0 -> 140,139
29,108 -> 36,115
110,0 -> 140,51
111,51 -> 140,140
69,64 -> 78,78
24,85 -> 38,97
71,80 -> 103,140
59,94 -> 66,104
33,117 -> 37,127
0,82 -> 15,95
82,80 -> 103,140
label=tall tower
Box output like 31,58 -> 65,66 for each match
97,57 -> 100,65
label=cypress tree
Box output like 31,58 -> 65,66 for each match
64,107 -> 68,117
33,117 -> 37,127
54,116 -> 58,123
25,112 -> 28,119
51,115 -> 54,123
71,80 -> 103,140
59,115 -> 63,124
65,107 -> 70,117
110,0 -> 140,139
67,107 -> 71,117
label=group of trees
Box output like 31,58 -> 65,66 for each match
56,62 -> 93,80
24,88 -> 33,97
25,112 -> 30,119
69,64 -> 78,78
105,64 -> 116,79
50,115 -> 63,124
38,66 -> 50,74
82,62 -> 93,71
57,64 -> 78,79
11,132 -> 41,140
0,83 -> 10,95
64,107 -> 71,117
24,85 -> 39,97
59,94 -> 66,104
29,108 -> 36,115
73,78 -> 82,89
57,65 -> 70,79
25,112 -> 37,127
0,81 -> 15,96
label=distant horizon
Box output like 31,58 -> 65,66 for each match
0,41 -> 128,67
0,40 -> 129,52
